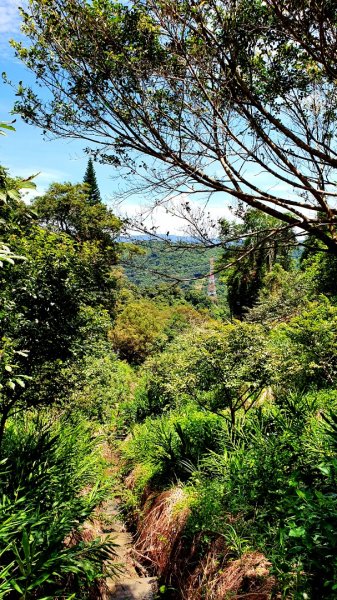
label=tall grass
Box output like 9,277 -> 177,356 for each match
0,414 -> 118,599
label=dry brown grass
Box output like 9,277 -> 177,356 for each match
128,483 -> 276,599
134,487 -> 191,577
182,537 -> 276,600
119,458 -> 277,599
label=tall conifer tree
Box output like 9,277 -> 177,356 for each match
83,158 -> 101,205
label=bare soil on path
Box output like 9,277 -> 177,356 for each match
98,496 -> 157,600
85,441 -> 157,600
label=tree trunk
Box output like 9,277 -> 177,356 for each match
230,405 -> 236,431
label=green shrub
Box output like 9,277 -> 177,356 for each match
122,409 -> 224,486
182,398 -> 337,597
0,415 -> 118,598
245,264 -> 313,324
109,299 -> 170,364
117,375 -> 155,427
66,351 -> 135,424
270,299 -> 337,389
143,322 -> 269,427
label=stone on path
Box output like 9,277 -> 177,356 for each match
107,577 -> 157,600
99,498 -> 157,600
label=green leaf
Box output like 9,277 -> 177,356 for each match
0,122 -> 16,132
288,526 -> 306,538
317,463 -> 330,476
21,529 -> 31,563
29,572 -> 53,588
7,189 -> 20,201
9,580 -> 23,594
14,378 -> 26,388
19,181 -> 36,190
0,256 -> 15,265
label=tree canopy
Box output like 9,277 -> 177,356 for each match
33,181 -> 121,247
220,209 -> 296,318
11,0 -> 337,253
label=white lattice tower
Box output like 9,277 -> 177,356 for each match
207,257 -> 217,301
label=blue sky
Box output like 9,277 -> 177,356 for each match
0,0 -> 118,202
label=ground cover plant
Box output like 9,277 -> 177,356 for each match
0,416 -> 117,599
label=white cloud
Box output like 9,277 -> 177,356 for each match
0,0 -> 27,57
112,194 -> 235,237
0,0 -> 21,34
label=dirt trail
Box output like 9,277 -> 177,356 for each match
99,495 -> 157,600
82,440 -> 157,600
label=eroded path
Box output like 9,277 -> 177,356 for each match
99,496 -> 157,600
85,440 -> 157,600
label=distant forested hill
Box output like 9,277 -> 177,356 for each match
123,240 -> 222,293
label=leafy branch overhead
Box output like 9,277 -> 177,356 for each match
10,0 -> 337,252
0,123 -> 36,266
0,121 -> 16,136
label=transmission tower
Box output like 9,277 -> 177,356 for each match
207,257 -> 217,301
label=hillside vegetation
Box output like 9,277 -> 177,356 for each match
2,139 -> 337,598
124,240 -> 222,291
2,0 -> 337,596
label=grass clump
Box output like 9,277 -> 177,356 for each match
0,415 -> 118,599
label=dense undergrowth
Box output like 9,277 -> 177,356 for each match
2,125 -> 337,598
0,417 -> 117,599
111,261 -> 337,599
0,157 -> 124,597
